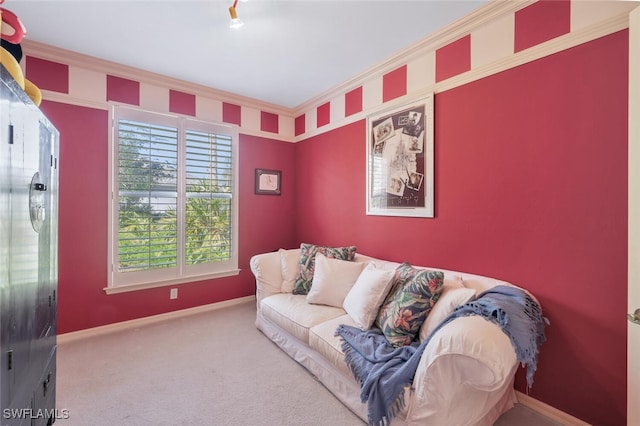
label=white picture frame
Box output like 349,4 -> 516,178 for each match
366,95 -> 434,217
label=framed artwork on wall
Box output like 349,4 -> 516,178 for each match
366,95 -> 434,217
255,169 -> 281,195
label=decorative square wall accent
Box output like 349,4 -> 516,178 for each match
169,90 -> 196,116
515,0 -> 570,53
26,56 -> 69,94
106,75 -> 140,105
295,114 -> 306,136
382,65 -> 407,102
345,86 -> 363,117
435,35 -> 471,82
222,102 -> 241,125
317,102 -> 330,127
261,111 -> 279,133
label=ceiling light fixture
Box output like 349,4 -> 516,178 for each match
228,0 -> 244,29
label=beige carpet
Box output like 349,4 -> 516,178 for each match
55,300 -> 561,425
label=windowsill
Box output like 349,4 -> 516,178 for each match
103,269 -> 241,295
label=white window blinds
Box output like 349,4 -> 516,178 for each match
117,119 -> 179,272
109,107 -> 238,290
184,130 -> 233,265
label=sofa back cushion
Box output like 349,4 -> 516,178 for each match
279,248 -> 301,293
292,243 -> 357,295
342,263 -> 396,330
306,254 -> 366,307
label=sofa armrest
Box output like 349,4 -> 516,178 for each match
407,315 -> 518,425
250,251 -> 283,307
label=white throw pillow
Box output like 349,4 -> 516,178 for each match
279,248 -> 301,293
419,278 -> 476,342
342,263 -> 396,330
306,254 -> 366,307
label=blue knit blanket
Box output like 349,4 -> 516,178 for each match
335,285 -> 548,426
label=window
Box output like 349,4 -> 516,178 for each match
107,106 -> 239,292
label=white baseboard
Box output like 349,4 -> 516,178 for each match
516,391 -> 591,425
57,295 -> 255,344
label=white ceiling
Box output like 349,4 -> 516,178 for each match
7,0 -> 489,109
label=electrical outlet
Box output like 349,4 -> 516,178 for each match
170,288 -> 178,300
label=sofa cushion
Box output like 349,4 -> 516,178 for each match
306,254 -> 367,307
419,278 -> 476,342
292,243 -> 357,295
261,294 -> 346,343
279,248 -> 301,293
343,263 -> 396,330
375,263 -> 444,347
309,314 -> 357,376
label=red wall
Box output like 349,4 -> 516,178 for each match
40,101 -> 297,334
295,31 -> 628,425
35,23 -> 628,425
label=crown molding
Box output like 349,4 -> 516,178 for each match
293,0 -> 534,115
434,11 -> 629,94
23,0 -> 631,136
21,39 -> 295,117
293,10 -> 630,142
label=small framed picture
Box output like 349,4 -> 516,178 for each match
255,169 -> 281,195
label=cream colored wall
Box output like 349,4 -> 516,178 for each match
293,0 -> 638,141
22,40 -> 296,141
22,1 -> 637,143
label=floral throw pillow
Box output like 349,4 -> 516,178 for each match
291,243 -> 357,295
375,263 -> 444,347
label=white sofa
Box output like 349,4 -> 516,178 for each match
250,248 -> 525,425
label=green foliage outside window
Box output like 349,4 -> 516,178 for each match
116,119 -> 232,273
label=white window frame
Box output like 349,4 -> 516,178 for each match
106,105 -> 239,294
